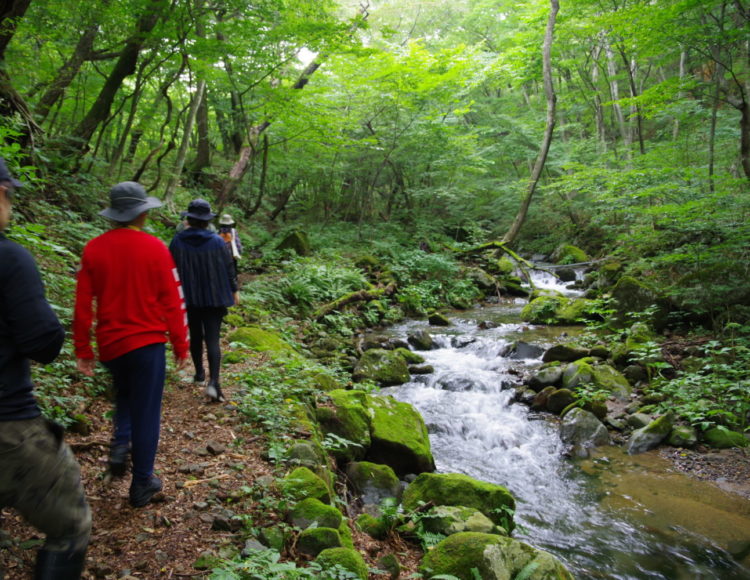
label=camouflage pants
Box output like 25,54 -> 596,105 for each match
0,416 -> 91,553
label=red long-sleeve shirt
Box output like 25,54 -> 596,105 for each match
73,227 -> 189,362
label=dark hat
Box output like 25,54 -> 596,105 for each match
184,198 -> 216,221
0,158 -> 23,188
99,181 -> 162,222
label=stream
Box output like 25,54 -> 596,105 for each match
381,270 -> 750,579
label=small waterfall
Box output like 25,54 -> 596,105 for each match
383,268 -> 750,579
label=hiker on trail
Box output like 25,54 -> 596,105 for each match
218,213 -> 242,278
0,158 -> 91,578
73,181 -> 189,508
169,199 -> 238,404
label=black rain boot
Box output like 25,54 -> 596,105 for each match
35,548 -> 86,579
205,380 -> 225,403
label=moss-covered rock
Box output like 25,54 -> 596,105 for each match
402,473 -> 515,531
281,466 -> 331,504
276,230 -> 311,256
346,461 -> 402,506
422,505 -> 503,537
317,389 -> 371,463
465,267 -> 497,291
627,413 -> 674,455
546,388 -> 577,415
520,295 -> 567,325
562,359 -> 631,399
226,326 -> 297,358
365,394 -> 435,476
395,347 -> 425,364
668,425 -> 698,448
285,439 -> 327,470
297,527 -> 342,556
407,329 -> 435,350
611,276 -> 669,330
288,498 -> 343,530
703,426 -> 749,449
316,547 -> 369,580
551,244 -> 589,265
420,532 -> 574,580
542,344 -> 590,363
353,348 -> 410,386
356,513 -> 389,540
258,526 -> 287,552
338,519 -> 354,550
428,312 -> 452,326
556,298 -> 594,325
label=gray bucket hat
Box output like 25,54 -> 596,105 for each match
99,181 -> 162,222
184,198 -> 216,221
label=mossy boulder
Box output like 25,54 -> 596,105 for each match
353,348 -> 410,386
402,473 -> 515,531
317,389 -> 371,462
258,526 -> 287,552
395,347 -> 425,364
428,312 -> 452,326
346,461 -> 402,506
281,466 -> 331,504
408,329 -> 435,350
562,359 -> 631,399
338,519 -> 354,550
297,527 -> 342,556
422,505 -> 503,536
668,425 -> 698,448
551,244 -> 589,265
465,267 -> 497,291
276,230 -> 311,256
356,513 -> 389,540
226,326 -> 297,358
703,426 -> 749,449
520,295 -> 567,325
611,276 -> 669,330
546,388 -> 577,415
285,439 -> 327,470
420,532 -> 574,580
528,365 -> 564,391
365,394 -> 435,476
627,413 -> 674,455
316,547 -> 369,580
556,298 -> 594,325
288,498 -> 342,530
542,344 -> 589,363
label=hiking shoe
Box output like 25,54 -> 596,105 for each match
129,475 -> 163,508
108,444 -> 130,477
205,381 -> 226,403
193,371 -> 205,383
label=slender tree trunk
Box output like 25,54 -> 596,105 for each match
502,0 -> 559,245
164,79 -> 206,205
605,38 -> 631,159
619,47 -> 646,155
71,0 -> 164,151
673,49 -> 686,140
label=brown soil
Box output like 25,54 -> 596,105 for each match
0,359 -> 422,579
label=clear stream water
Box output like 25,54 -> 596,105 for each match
381,271 -> 750,579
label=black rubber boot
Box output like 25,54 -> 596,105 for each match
35,548 -> 86,579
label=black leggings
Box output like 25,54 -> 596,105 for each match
187,306 -> 226,384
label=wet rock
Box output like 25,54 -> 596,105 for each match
502,341 -> 545,360
528,366 -> 563,391
428,312 -> 451,326
542,344 -> 589,363
560,408 -> 610,454
668,425 -> 698,448
627,414 -> 673,454
409,364 -> 434,375
408,330 -> 435,350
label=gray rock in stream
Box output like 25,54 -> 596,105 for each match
560,408 -> 610,457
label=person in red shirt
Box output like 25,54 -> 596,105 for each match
73,182 -> 189,508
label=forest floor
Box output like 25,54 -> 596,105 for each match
0,355 -> 421,579
1,353 -> 749,579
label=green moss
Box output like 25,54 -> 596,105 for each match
226,326 -> 297,357
353,348 -> 410,386
521,295 -> 567,325
402,473 -> 515,531
317,389 -> 372,462
356,513 -> 388,540
315,547 -> 369,580
420,532 -> 503,579
281,466 -> 331,504
552,244 -> 589,265
222,351 -> 245,364
288,498 -> 342,530
366,394 -> 435,476
276,230 -> 311,256
703,426 -> 749,449
395,347 -> 425,364
338,519 -> 355,550
297,527 -> 342,556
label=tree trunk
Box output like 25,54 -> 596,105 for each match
164,79 -> 206,205
502,0 -> 558,245
605,38 -> 631,159
71,0 -> 164,150
0,0 -> 31,59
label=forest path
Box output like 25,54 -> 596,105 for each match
1,360 -> 273,579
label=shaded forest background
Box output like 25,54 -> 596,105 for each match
1,0 -> 749,325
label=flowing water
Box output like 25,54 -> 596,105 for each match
381,270 -> 750,579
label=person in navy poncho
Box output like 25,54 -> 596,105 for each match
170,199 -> 238,403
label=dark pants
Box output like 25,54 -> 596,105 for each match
187,306 -> 226,385
103,343 -> 165,485
0,416 -> 91,552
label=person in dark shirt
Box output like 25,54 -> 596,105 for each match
169,199 -> 238,403
0,158 -> 91,578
